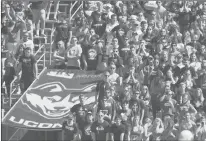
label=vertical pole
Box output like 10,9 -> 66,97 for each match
45,131 -> 47,141
2,109 -> 5,120
69,2 -> 72,24
44,44 -> 46,68
9,83 -> 12,107
49,28 -> 53,66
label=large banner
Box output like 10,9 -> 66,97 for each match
2,69 -> 103,130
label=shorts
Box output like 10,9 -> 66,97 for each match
32,9 -> 45,23
20,76 -> 34,91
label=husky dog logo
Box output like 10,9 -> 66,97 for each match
21,82 -> 97,119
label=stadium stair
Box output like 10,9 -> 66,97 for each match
1,2 -> 71,141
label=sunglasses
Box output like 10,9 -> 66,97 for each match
110,67 -> 116,70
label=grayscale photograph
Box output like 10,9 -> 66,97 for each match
1,0 -> 206,141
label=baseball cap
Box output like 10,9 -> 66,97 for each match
87,111 -> 93,116
97,39 -> 104,44
104,3 -> 112,9
134,20 -> 140,25
130,15 -> 137,20
23,32 -> 29,36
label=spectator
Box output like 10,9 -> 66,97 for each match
80,112 -> 93,141
91,111 -> 110,141
1,51 -> 17,97
65,36 -> 82,69
110,116 -> 125,141
53,40 -> 66,69
17,31 -> 34,53
16,47 -> 37,93
31,1 -> 46,37
54,13 -> 72,47
62,114 -> 79,141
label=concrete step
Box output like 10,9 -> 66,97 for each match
2,125 -> 19,141
8,128 -> 28,141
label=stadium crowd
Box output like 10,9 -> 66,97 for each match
1,0 -> 206,141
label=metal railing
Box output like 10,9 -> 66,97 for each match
9,44 -> 46,107
49,2 -> 83,65
70,1 -> 83,20
49,28 -> 56,65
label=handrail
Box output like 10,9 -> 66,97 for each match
71,1 -> 78,10
71,2 -> 83,20
34,44 -> 45,56
49,2 -> 84,65
9,44 -> 46,107
49,28 -> 56,65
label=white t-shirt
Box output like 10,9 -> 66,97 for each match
155,6 -> 166,21
67,44 -> 82,57
18,39 -> 34,53
66,44 -> 82,67
108,73 -> 119,84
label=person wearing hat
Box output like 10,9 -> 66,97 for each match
126,20 -> 143,44
62,114 -> 79,141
